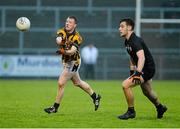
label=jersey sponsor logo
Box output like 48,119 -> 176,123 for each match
126,44 -> 132,53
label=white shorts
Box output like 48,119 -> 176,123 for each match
63,60 -> 81,73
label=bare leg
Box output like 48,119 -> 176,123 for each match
122,76 -> 143,107
118,76 -> 143,119
140,80 -> 167,118
71,72 -> 94,95
140,80 -> 160,106
71,72 -> 101,111
122,80 -> 134,107
44,68 -> 73,113
55,68 -> 72,103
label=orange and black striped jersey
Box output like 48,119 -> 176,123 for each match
56,28 -> 82,63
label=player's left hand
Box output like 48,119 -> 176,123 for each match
56,48 -> 65,55
131,71 -> 142,85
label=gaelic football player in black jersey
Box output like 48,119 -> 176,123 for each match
118,18 -> 167,120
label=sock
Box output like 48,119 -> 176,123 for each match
128,107 -> 135,113
53,103 -> 60,110
156,103 -> 163,109
91,92 -> 97,100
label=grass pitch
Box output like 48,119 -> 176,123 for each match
0,79 -> 180,128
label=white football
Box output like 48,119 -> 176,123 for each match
16,17 -> 31,31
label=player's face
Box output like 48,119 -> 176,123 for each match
65,17 -> 77,32
119,22 -> 128,37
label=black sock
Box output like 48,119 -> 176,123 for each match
91,92 -> 96,100
156,103 -> 163,109
128,107 -> 135,113
53,103 -> 60,110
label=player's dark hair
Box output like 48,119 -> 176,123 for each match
68,16 -> 78,24
120,18 -> 135,30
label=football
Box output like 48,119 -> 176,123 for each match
16,17 -> 31,31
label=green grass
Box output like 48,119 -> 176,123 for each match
0,79 -> 180,128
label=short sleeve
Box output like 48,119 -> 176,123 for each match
132,39 -> 143,53
72,33 -> 83,47
56,28 -> 66,40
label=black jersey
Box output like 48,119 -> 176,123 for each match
124,32 -> 155,70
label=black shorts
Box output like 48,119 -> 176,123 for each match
142,68 -> 155,82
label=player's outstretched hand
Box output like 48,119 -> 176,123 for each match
56,48 -> 65,55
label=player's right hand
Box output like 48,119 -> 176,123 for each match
131,71 -> 142,85
130,70 -> 134,76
